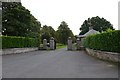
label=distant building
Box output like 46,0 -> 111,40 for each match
77,18 -> 99,38
76,27 -> 99,38
76,20 -> 100,49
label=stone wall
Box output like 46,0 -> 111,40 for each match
85,48 -> 120,63
1,48 -> 38,55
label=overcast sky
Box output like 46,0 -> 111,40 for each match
21,0 -> 119,35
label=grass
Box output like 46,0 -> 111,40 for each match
39,43 -> 66,50
56,43 -> 66,49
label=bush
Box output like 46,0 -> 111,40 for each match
1,36 -> 39,49
83,30 -> 120,53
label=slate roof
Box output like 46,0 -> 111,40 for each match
77,29 -> 99,38
83,29 -> 99,37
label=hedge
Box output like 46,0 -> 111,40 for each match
1,36 -> 39,49
83,30 -> 120,53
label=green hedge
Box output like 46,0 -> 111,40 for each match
83,30 -> 120,53
1,36 -> 39,49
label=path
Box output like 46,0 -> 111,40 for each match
2,48 -> 118,78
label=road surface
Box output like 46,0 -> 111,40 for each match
2,48 -> 118,78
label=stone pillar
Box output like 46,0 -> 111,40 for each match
67,37 -> 72,50
76,38 -> 81,50
43,39 -> 47,50
50,37 -> 55,50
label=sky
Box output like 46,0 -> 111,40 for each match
21,0 -> 119,35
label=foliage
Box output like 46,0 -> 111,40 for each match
2,36 -> 39,49
56,21 -> 75,44
79,16 -> 114,35
56,43 -> 66,49
2,2 -> 41,38
83,30 -> 120,53
41,25 -> 56,43
104,28 -> 113,33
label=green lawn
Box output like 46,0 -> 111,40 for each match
39,43 -> 66,50
56,43 -> 66,49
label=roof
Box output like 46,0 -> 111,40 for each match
77,29 -> 99,38
76,35 -> 84,38
83,29 -> 99,37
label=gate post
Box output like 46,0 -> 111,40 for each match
43,39 -> 47,50
50,37 -> 55,50
67,37 -> 72,50
76,38 -> 81,50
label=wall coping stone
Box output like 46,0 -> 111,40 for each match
89,49 -> 119,55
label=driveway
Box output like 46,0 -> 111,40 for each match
2,48 -> 118,78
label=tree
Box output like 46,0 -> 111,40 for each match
79,16 -> 114,35
2,2 -> 41,38
56,21 -> 75,44
41,25 -> 55,43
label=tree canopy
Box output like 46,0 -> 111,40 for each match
40,22 -> 75,44
79,16 -> 114,35
56,21 -> 75,44
2,2 -> 41,38
41,25 -> 56,43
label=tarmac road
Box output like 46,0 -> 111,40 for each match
2,48 -> 118,78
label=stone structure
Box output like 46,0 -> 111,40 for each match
1,48 -> 38,55
43,39 -> 47,50
67,37 -> 72,50
86,48 -> 120,63
50,37 -> 55,50
76,38 -> 81,50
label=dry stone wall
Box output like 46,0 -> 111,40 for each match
86,48 -> 120,63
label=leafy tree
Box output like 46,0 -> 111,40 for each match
48,26 -> 56,38
56,21 -> 75,44
79,16 -> 114,35
2,2 -> 41,38
41,25 -> 55,43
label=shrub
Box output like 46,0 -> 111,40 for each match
1,36 -> 39,49
83,30 -> 120,53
